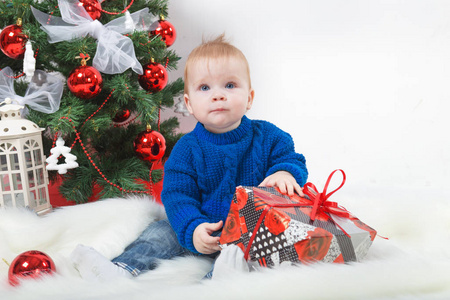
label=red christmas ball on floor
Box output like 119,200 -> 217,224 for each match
138,62 -> 168,93
68,65 -> 103,99
79,0 -> 102,20
0,24 -> 27,60
8,250 -> 56,286
149,19 -> 177,47
134,127 -> 166,162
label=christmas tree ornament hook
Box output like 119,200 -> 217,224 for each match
2,258 -> 10,267
75,53 -> 91,66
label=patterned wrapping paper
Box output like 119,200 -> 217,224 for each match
219,173 -> 377,267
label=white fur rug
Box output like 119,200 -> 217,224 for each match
0,187 -> 449,300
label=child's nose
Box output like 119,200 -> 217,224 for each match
212,93 -> 226,101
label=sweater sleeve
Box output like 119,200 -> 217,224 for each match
264,123 -> 308,186
160,137 -> 209,254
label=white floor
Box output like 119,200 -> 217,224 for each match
0,188 -> 449,300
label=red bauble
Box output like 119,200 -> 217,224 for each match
79,0 -> 102,20
134,128 -> 166,162
113,109 -> 131,123
8,250 -> 56,286
0,24 -> 27,59
138,62 -> 168,93
149,19 -> 177,47
67,65 -> 103,99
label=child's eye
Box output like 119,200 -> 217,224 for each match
225,83 -> 235,89
200,85 -> 210,91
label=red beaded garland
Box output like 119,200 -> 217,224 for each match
57,116 -> 153,195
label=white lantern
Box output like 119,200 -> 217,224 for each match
0,98 -> 51,215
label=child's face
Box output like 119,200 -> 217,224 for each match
184,57 -> 254,134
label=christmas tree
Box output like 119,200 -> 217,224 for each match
0,0 -> 184,203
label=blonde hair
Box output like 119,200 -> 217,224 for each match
184,34 -> 251,93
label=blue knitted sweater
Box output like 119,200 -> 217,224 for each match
161,116 -> 308,253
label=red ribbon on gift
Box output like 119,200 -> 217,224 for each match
244,170 -> 353,261
303,169 -> 351,221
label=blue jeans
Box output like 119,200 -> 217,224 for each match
112,219 -> 218,277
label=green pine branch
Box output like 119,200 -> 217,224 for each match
1,0 -> 184,203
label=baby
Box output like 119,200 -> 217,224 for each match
71,35 -> 308,280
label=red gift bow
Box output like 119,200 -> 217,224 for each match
243,170 -> 354,261
244,170 -> 353,261
303,169 -> 351,221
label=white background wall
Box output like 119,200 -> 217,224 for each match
163,0 -> 450,192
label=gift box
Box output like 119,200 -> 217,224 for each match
219,170 -> 377,267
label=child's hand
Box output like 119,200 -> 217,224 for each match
260,171 -> 304,197
193,221 -> 223,254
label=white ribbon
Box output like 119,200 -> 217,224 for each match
31,0 -> 157,75
0,67 -> 62,115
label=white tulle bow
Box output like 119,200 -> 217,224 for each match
0,67 -> 62,115
31,0 -> 157,75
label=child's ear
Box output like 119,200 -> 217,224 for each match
247,89 -> 255,110
184,93 -> 194,115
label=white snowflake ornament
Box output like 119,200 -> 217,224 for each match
46,137 -> 79,174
